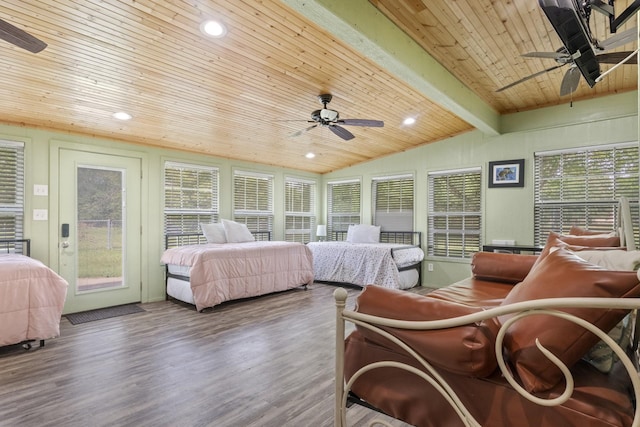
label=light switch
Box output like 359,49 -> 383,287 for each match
34,184 -> 48,196
33,209 -> 48,221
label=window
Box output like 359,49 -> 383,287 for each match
285,177 -> 316,243
327,179 -> 361,237
534,143 -> 639,246
427,168 -> 481,258
0,140 -> 24,240
233,170 -> 273,232
164,161 -> 219,234
372,174 -> 414,231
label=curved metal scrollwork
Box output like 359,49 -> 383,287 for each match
334,289 -> 640,427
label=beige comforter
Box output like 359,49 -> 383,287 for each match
161,241 -> 314,311
0,254 -> 69,347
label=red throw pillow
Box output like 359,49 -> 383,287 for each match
499,248 -> 640,392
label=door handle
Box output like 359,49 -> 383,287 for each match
61,241 -> 70,248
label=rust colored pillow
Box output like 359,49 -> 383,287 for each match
569,225 -> 617,236
471,252 -> 538,284
354,285 -> 499,377
533,231 -> 621,270
499,248 -> 640,392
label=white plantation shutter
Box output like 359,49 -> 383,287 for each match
372,174 -> 414,231
164,161 -> 219,234
285,177 -> 316,243
534,143 -> 639,246
327,179 -> 361,238
0,141 -> 24,240
428,168 -> 481,258
233,170 -> 273,232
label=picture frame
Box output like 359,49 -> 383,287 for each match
488,159 -> 524,188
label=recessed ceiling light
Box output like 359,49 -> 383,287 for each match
200,19 -> 227,38
305,152 -> 316,159
113,111 -> 132,121
403,117 -> 416,126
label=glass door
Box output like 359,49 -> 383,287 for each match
59,149 -> 141,314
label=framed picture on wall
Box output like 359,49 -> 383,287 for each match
488,159 -> 524,188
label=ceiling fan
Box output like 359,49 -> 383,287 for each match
0,17 -> 47,53
496,26 -> 637,96
290,94 -> 384,141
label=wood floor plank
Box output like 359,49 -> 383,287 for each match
0,283 -> 419,427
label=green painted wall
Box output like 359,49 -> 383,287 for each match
322,91 -> 639,287
0,124 -> 321,303
2,90 -> 637,298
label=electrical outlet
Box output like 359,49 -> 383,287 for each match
427,263 -> 434,272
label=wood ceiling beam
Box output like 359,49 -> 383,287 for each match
282,0 -> 501,136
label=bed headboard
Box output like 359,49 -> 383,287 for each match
0,239 -> 31,256
332,231 -> 421,247
165,231 -> 272,249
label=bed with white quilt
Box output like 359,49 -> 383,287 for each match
306,225 -> 424,290
0,239 -> 68,349
161,220 -> 314,312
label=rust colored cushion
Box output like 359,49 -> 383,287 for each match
471,252 -> 538,284
569,225 -> 618,236
354,285 -> 499,377
533,231 -> 621,270
499,248 -> 640,392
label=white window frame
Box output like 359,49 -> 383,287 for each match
0,140 -> 24,242
233,169 -> 274,232
327,179 -> 361,239
427,167 -> 482,259
534,143 -> 639,246
163,161 -> 219,235
284,176 -> 316,243
372,173 -> 414,231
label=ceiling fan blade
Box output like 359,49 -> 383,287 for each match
329,125 -> 355,140
596,51 -> 638,64
560,67 -> 581,96
339,119 -> 384,127
522,51 -> 569,60
496,64 -> 566,92
0,18 -> 47,53
290,124 -> 317,137
597,27 -> 638,51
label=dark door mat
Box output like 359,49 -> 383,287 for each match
65,304 -> 145,325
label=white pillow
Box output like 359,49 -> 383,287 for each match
200,223 -> 226,244
574,250 -> 640,272
222,219 -> 255,243
346,224 -> 381,243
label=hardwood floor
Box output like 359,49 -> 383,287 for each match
0,283 -> 417,427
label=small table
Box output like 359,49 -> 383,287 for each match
482,244 -> 543,254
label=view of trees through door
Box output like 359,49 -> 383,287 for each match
77,166 -> 124,291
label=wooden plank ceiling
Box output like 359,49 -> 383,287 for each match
0,0 -> 636,174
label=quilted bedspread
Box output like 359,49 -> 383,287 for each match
0,254 -> 69,347
306,242 -> 424,288
161,241 -> 314,311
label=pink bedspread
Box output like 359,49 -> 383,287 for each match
161,241 -> 314,311
0,254 -> 69,347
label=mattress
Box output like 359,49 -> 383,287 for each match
161,240 -> 314,311
306,242 -> 424,289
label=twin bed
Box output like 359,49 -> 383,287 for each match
161,231 -> 315,312
0,239 -> 68,349
162,223 -> 424,312
307,229 -> 424,289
